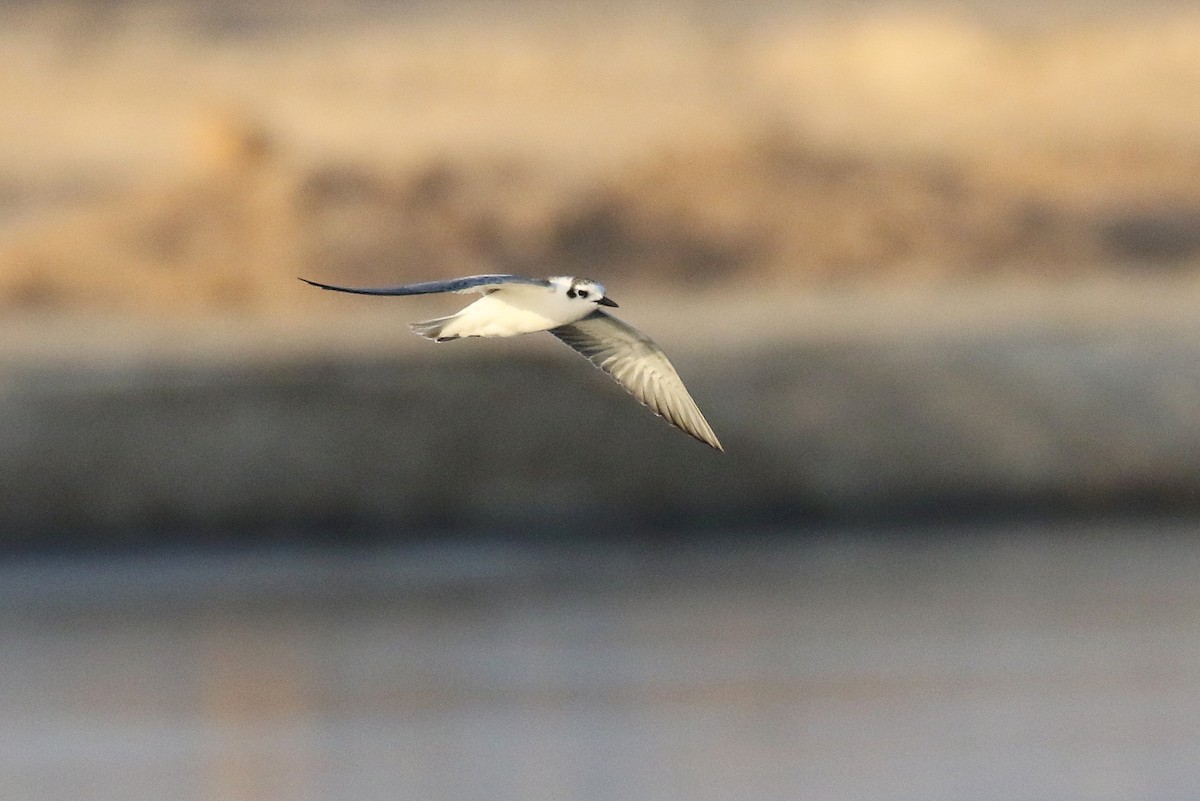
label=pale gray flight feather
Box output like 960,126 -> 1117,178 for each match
298,274 -> 552,296
550,311 -> 723,450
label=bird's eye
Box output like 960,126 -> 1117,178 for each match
578,290 -> 589,298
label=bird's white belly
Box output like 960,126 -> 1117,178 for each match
440,290 -> 588,338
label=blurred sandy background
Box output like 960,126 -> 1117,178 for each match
4,0 -> 1200,539
6,4 -> 1200,801
4,0 -> 1200,315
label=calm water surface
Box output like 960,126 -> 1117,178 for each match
2,522 -> 1199,801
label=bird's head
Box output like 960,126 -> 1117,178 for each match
557,276 -> 618,308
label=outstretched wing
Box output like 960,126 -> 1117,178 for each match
549,311 -> 723,451
299,274 -> 552,297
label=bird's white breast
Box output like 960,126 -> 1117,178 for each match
438,286 -> 591,338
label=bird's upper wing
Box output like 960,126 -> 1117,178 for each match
549,311 -> 723,451
299,274 -> 552,297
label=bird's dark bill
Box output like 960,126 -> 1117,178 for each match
598,297 -> 619,307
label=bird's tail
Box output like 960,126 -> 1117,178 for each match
410,314 -> 460,342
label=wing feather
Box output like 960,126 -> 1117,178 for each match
299,274 -> 552,297
549,311 -> 723,450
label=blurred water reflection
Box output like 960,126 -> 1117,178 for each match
2,522 -> 1199,801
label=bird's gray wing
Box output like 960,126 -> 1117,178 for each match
299,274 -> 552,297
550,311 -> 723,451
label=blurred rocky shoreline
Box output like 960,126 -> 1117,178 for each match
3,278 -> 1198,547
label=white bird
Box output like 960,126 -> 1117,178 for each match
300,274 -> 723,450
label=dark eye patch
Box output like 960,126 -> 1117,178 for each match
566,288 -> 577,298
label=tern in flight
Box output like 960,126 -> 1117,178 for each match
299,274 -> 722,450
